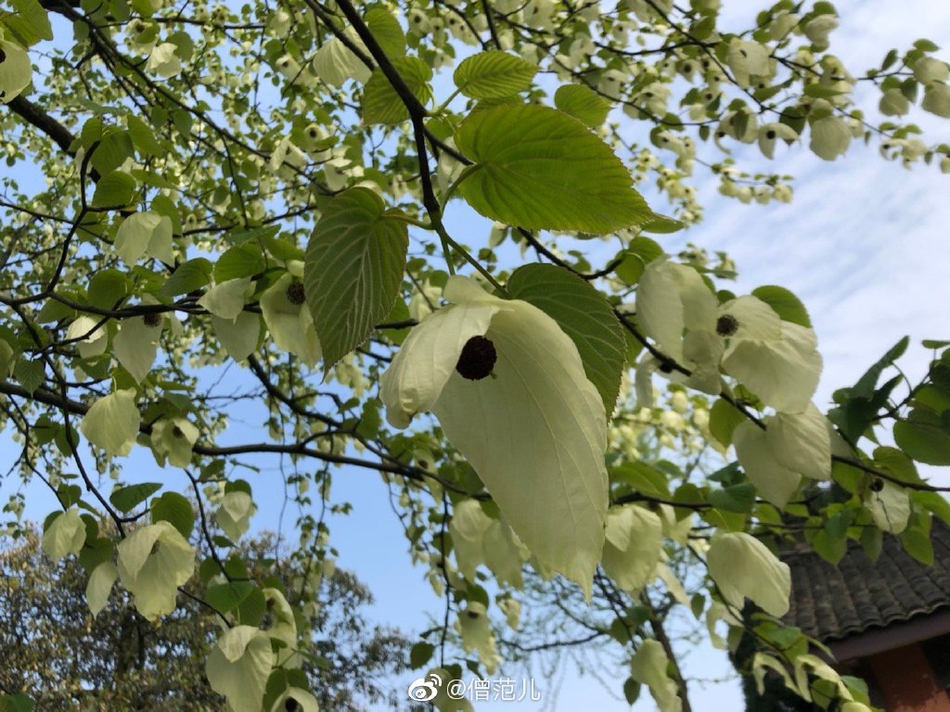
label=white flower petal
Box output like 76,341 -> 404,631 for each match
380,300 -> 498,428
722,322 -> 821,413
114,316 -> 161,382
86,561 -> 118,617
719,296 -> 782,341
431,300 -> 607,595
80,390 -> 141,457
602,505 -> 663,593
212,312 -> 261,361
865,481 -> 910,533
708,531 -> 790,617
768,403 -> 832,481
734,420 -> 802,507
199,277 -> 252,320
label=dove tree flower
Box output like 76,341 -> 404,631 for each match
380,275 -> 608,595
635,259 -> 822,413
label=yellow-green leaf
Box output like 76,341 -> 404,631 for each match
454,104 -> 651,233
362,56 -> 432,125
453,51 -> 538,100
304,187 -> 408,372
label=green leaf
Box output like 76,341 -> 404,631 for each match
915,491 -> 950,525
894,409 -> 950,465
410,641 -> 435,669
361,56 -> 432,125
215,244 -> 266,282
709,398 -> 746,448
708,482 -> 757,514
365,7 -> 406,58
751,285 -> 812,327
611,462 -> 671,499
109,482 -> 162,513
127,114 -> 163,155
853,336 -> 909,398
13,358 -> 45,394
88,269 -> 130,309
615,237 -> 664,285
91,170 -> 136,208
507,264 -> 625,416
4,0 -> 52,45
901,525 -> 934,565
0,694 -> 34,712
453,51 -> 538,100
304,187 -> 408,372
90,130 -> 134,176
161,258 -> 213,297
151,491 -> 195,538
206,581 -> 255,614
453,104 -> 652,234
554,83 -> 612,127
640,213 -> 686,234
623,678 -> 642,705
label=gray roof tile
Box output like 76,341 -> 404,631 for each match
782,518 -> 950,641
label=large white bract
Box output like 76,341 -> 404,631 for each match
380,275 -> 608,595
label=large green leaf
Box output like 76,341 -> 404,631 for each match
507,263 -> 625,416
554,83 -> 612,127
365,7 -> 405,58
4,0 -> 54,45
453,104 -> 651,233
894,409 -> 950,465
751,285 -> 812,328
361,56 -> 432,125
110,482 -> 162,513
92,171 -> 136,208
151,491 -> 195,538
304,187 -> 408,373
453,51 -> 537,99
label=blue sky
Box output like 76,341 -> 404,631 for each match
3,1 -> 950,710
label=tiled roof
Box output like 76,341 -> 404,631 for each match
782,519 -> 950,642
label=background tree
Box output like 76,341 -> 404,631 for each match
0,0 -> 948,709
0,525 -> 409,710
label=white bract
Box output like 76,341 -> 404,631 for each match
0,40 -> 32,103
114,315 -> 162,382
636,260 -> 822,412
260,272 -> 321,366
115,211 -> 174,265
865,480 -> 910,533
215,490 -> 256,542
42,508 -> 86,561
631,639 -> 682,712
206,626 -> 275,712
150,417 -> 200,467
734,403 -> 832,506
707,531 -> 791,617
380,275 -> 608,596
80,389 -> 141,457
66,316 -> 108,360
146,42 -> 182,77
450,499 -> 525,587
86,561 -> 118,617
456,602 -> 500,673
601,505 -> 663,593
116,521 -> 196,620
198,277 -> 253,320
